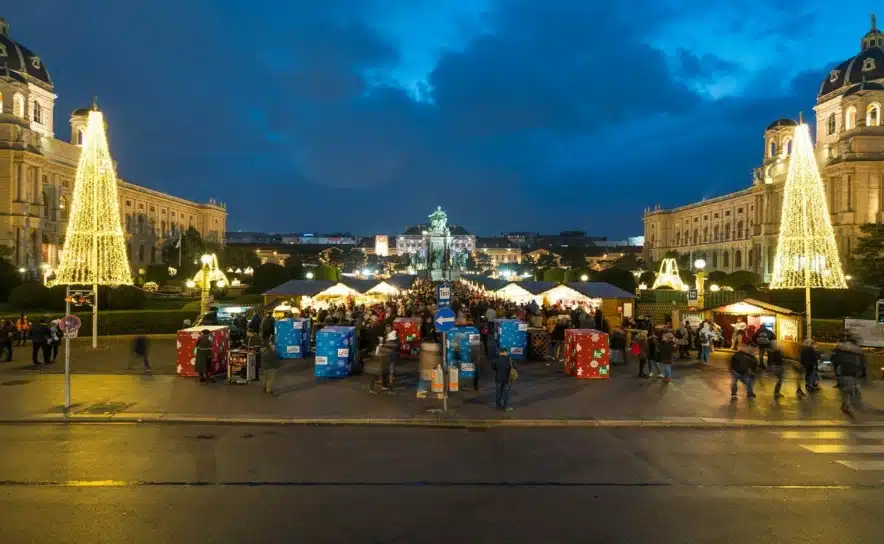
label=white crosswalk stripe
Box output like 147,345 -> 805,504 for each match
775,429 -> 884,472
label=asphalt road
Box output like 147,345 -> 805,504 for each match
0,424 -> 882,543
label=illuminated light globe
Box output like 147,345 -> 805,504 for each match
770,123 -> 846,290
709,284 -> 721,292
651,258 -> 687,291
143,281 -> 159,292
53,109 -> 132,286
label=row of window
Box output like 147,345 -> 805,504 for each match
124,213 -> 193,237
673,220 -> 751,247
0,91 -> 44,124
707,248 -> 752,270
124,199 -> 196,223
826,103 -> 881,135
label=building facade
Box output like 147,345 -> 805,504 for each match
644,17 -> 884,281
0,16 -> 226,276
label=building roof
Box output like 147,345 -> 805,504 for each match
461,275 -> 509,291
263,280 -> 335,297
337,277 -> 380,293
565,282 -> 636,299
842,80 -> 884,96
701,298 -> 798,315
512,280 -> 560,295
819,46 -> 884,99
765,118 -> 797,131
0,31 -> 53,89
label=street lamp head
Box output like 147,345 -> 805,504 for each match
18,267 -> 26,274
845,275 -> 853,281
709,284 -> 721,292
694,258 -> 706,270
580,274 -> 589,282
200,254 -> 213,265
185,280 -> 196,288
216,280 -> 226,288
305,271 -> 314,280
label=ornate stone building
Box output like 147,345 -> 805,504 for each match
644,16 -> 884,282
0,16 -> 227,276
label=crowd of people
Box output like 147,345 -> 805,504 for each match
0,313 -> 62,365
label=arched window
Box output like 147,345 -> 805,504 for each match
783,138 -> 793,156
125,214 -> 133,233
151,247 -> 158,264
827,113 -> 836,135
724,223 -> 731,240
692,229 -> 698,244
735,249 -> 742,268
712,252 -> 718,268
675,231 -> 681,245
683,230 -> 689,245
77,128 -> 85,146
723,251 -> 730,268
137,214 -> 145,234
12,93 -> 25,118
867,103 -> 881,127
713,224 -> 720,241
768,140 -> 776,158
846,106 -> 857,130
33,101 -> 42,124
138,245 -> 145,262
748,249 -> 754,268
41,191 -> 49,217
161,220 -> 167,236
59,196 -> 67,220
737,220 -> 744,239
703,226 -> 709,242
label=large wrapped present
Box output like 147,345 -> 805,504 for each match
564,329 -> 610,379
315,326 -> 356,378
493,319 -> 528,360
446,326 -> 481,380
393,317 -> 422,356
275,318 -> 310,359
176,325 -> 229,377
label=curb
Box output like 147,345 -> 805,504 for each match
1,414 -> 883,429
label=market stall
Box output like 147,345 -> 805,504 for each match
565,282 -> 637,329
699,298 -> 803,357
262,279 -> 336,311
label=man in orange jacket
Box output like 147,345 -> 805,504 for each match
15,314 -> 30,346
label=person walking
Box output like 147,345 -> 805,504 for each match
730,344 -> 758,400
0,320 -> 14,362
634,330 -> 649,378
29,318 -> 51,365
766,341 -> 785,399
492,349 -> 517,412
131,335 -> 152,372
48,319 -> 61,362
830,337 -> 865,415
698,322 -> 713,366
731,318 -> 747,350
675,321 -> 690,359
551,316 -> 568,362
260,312 -> 275,347
658,330 -> 675,382
194,329 -> 214,383
15,313 -> 30,347
754,323 -> 776,368
797,340 -> 820,397
244,329 -> 263,381
647,329 -> 661,378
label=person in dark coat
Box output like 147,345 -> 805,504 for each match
244,329 -> 263,380
0,320 -> 14,362
248,313 -> 261,334
260,312 -> 275,345
634,330 -> 649,378
830,338 -> 865,415
491,349 -> 517,411
131,335 -> 151,372
195,329 -> 214,382
658,331 -> 675,382
730,345 -> 758,399
766,342 -> 785,399
798,340 -> 820,397
29,319 -> 51,365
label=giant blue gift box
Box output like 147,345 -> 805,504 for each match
275,318 -> 311,359
446,326 -> 481,381
493,319 -> 528,360
315,326 -> 356,378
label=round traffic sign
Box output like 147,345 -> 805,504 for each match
59,315 -> 81,332
433,307 -> 456,333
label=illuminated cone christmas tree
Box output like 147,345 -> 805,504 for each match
54,108 -> 132,286
769,122 -> 845,338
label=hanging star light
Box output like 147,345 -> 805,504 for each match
770,123 -> 846,290
651,258 -> 687,291
53,108 -> 132,286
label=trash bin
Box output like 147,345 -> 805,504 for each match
418,341 -> 442,398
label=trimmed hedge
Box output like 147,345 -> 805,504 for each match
0,309 -> 197,336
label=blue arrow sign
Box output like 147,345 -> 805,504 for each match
434,306 -> 456,333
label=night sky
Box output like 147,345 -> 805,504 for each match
4,1 -> 876,237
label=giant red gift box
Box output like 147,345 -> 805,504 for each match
564,329 -> 610,379
176,325 -> 229,377
393,317 -> 422,356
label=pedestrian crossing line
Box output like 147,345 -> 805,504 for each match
799,444 -> 884,454
835,460 -> 884,471
776,431 -> 850,440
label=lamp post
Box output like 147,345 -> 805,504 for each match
198,254 -> 212,316
694,258 -> 706,307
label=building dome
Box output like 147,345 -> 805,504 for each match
0,21 -> 52,89
819,16 -> 884,100
766,118 -> 797,131
842,80 -> 884,96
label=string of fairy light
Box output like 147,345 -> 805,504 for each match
53,109 -> 132,286
769,123 -> 846,290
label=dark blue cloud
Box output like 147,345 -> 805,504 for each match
2,0 -> 849,237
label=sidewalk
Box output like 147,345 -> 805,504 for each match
0,350 -> 881,427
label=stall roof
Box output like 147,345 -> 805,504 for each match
512,280 -> 560,295
701,298 -> 798,315
386,274 -> 417,290
263,280 -> 335,297
461,275 -> 509,291
566,282 -> 636,299
338,277 -> 380,293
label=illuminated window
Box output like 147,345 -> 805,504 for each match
867,103 -> 881,127
863,57 -> 876,72
737,220 -> 744,239
33,101 -> 42,124
845,106 -> 857,130
12,93 -> 24,117
725,223 -> 731,240
827,113 -> 836,135
768,140 -> 776,158
77,128 -> 85,146
735,250 -> 742,268
783,138 -> 793,156
60,196 -> 67,220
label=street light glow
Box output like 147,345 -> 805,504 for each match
694,259 -> 706,270
305,271 -> 314,280
580,274 -> 589,281
186,280 -> 196,288
200,254 -> 213,265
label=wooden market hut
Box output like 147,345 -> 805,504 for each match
565,282 -> 637,329
692,298 -> 803,357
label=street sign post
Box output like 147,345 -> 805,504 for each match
688,289 -> 699,306
434,307 -> 456,411
59,288 -> 83,410
436,283 -> 451,307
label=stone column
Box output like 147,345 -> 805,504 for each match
34,165 -> 43,273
